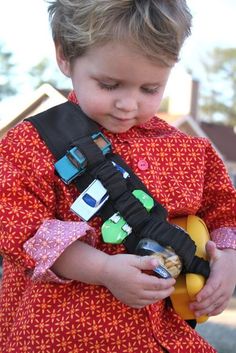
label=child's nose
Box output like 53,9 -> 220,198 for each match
115,97 -> 138,112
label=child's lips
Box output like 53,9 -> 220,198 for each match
112,115 -> 135,123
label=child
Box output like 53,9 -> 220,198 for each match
0,1 -> 235,352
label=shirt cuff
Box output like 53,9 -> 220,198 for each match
24,219 -> 96,283
211,227 -> 236,249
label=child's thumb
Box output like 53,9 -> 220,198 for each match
206,240 -> 220,263
136,255 -> 159,271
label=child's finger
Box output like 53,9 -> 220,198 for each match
194,297 -> 227,318
135,255 -> 160,271
195,278 -> 220,302
190,288 -> 220,311
205,240 -> 220,263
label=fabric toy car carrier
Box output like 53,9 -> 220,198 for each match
27,101 -> 210,323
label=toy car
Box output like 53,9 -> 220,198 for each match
70,162 -> 130,221
101,189 -> 154,244
55,132 -> 111,184
71,179 -> 109,221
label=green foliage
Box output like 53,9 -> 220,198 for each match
0,43 -> 17,100
0,41 -> 70,101
200,48 -> 236,126
28,57 -> 71,90
29,58 -> 59,88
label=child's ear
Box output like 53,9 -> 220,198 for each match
55,43 -> 71,77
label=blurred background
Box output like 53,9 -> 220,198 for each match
0,0 -> 236,124
0,1 -> 236,351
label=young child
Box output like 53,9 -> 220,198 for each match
0,1 -> 235,352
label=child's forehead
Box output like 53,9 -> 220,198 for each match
84,41 -> 173,71
70,41 -> 172,86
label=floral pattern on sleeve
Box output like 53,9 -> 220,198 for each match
24,219 -> 96,283
211,227 -> 236,249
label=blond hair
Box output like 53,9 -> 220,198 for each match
48,0 -> 192,65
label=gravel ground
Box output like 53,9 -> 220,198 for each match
196,293 -> 236,353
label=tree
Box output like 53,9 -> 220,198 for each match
0,43 -> 17,100
200,47 -> 236,126
28,57 -> 71,90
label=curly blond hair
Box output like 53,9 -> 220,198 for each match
48,0 -> 192,65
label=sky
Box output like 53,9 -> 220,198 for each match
0,0 -> 236,117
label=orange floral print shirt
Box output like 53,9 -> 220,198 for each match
0,98 -> 236,353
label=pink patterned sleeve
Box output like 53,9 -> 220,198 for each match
211,227 -> 236,249
23,219 -> 96,283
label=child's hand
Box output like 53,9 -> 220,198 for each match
101,254 -> 176,308
189,241 -> 236,317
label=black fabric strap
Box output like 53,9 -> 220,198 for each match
73,136 -> 106,167
27,101 -> 210,277
114,193 -> 151,231
26,102 -> 100,160
187,256 -> 210,277
78,139 -> 153,230
70,137 -> 210,276
123,212 -> 208,275
90,160 -> 128,200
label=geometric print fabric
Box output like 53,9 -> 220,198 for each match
1,108 -> 235,352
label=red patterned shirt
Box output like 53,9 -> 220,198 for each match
0,99 -> 235,353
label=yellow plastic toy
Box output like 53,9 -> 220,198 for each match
170,215 -> 210,323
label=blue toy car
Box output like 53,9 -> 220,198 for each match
55,132 -> 111,184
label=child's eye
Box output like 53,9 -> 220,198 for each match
141,87 -> 160,95
98,82 -> 119,91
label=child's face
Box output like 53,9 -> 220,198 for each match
57,41 -> 172,133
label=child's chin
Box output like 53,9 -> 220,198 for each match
108,125 -> 133,134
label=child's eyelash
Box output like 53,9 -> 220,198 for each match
142,87 -> 160,95
98,81 -> 159,94
98,82 -> 118,91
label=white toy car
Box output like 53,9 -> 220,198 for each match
71,179 -> 108,221
70,162 -> 129,221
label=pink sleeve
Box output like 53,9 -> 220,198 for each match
211,227 -> 236,249
23,219 -> 96,283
